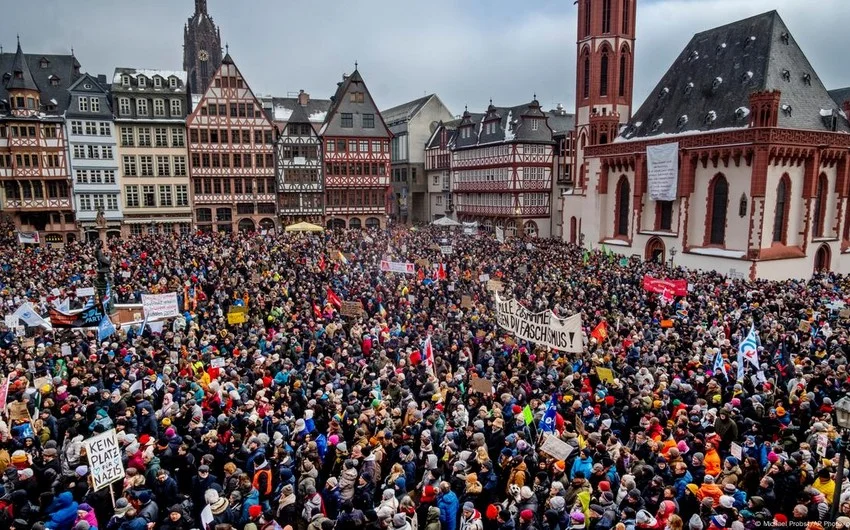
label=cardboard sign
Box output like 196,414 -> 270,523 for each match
540,434 -> 574,461
7,401 -> 30,422
469,376 -> 493,395
461,295 -> 473,309
596,367 -> 615,384
487,280 -> 505,293
33,376 -> 51,391
478,274 -> 490,283
84,429 -> 125,491
76,287 -> 95,298
4,315 -> 17,329
210,357 -> 225,369
660,320 -> 674,328
415,258 -> 431,269
730,442 -> 743,461
227,312 -> 247,325
840,308 -> 850,319
798,320 -> 811,333
340,300 -> 365,318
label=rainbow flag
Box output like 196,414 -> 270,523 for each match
338,251 -> 349,264
378,303 -> 387,318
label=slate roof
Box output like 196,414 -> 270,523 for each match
381,95 -> 434,126
547,106 -> 575,135
260,96 -> 332,124
426,121 -> 459,149
319,69 -> 391,138
828,87 -> 850,108
6,42 -> 38,92
0,46 -> 81,116
621,10 -> 850,140
452,99 -> 558,149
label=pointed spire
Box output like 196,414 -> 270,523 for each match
195,0 -> 208,15
222,44 -> 234,65
6,38 -> 39,92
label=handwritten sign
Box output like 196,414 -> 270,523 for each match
478,274 -> 490,283
340,300 -> 364,318
227,312 -> 247,325
469,376 -> 493,395
84,429 -> 125,491
730,442 -> 742,461
487,280 -> 504,293
76,287 -> 95,298
540,434 -> 574,461
596,367 -> 615,384
210,357 -> 225,369
440,246 -> 453,255
7,401 -> 30,422
461,295 -> 473,309
142,293 -> 180,320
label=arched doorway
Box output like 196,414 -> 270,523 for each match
645,237 -> 665,263
85,231 -> 99,243
259,218 -> 276,232
238,219 -> 255,233
814,244 -> 831,272
569,217 -> 577,244
523,220 -> 538,237
66,233 -> 77,244
365,217 -> 380,229
349,218 -> 361,229
327,218 -> 346,229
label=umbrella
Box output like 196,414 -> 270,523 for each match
431,217 -> 461,227
284,222 -> 324,233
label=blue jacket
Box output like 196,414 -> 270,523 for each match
673,471 -> 693,500
45,491 -> 79,530
570,456 -> 594,480
241,488 -> 261,524
438,490 -> 459,530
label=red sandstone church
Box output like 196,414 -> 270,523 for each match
564,1 -> 850,280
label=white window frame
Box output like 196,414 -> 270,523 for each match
71,121 -> 83,135
153,99 -> 165,117
159,185 -> 173,207
169,77 -> 178,88
107,195 -> 118,211
170,99 -> 182,116
125,185 -> 139,207
118,98 -> 131,116
136,99 -> 148,116
154,77 -> 162,88
121,75 -> 130,86
531,119 -> 540,131
99,122 -> 110,136
171,128 -> 185,147
80,194 -> 92,211
137,76 -> 146,87
176,184 -> 188,206
90,97 -> 100,112
78,97 -> 89,112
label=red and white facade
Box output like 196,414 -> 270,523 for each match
187,53 -> 277,233
319,70 -> 391,229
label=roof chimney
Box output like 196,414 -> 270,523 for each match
298,89 -> 309,106
97,74 -> 107,86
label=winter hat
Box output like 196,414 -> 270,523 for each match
554,460 -> 566,472
636,510 -> 657,526
692,452 -> 705,463
719,495 -> 734,509
463,502 -> 475,512
550,496 -> 565,511
723,483 -> 737,493
520,486 -> 533,500
520,510 -> 534,522
711,515 -> 727,527
598,481 -> 610,492
421,485 -> 437,503
392,514 -> 408,529
73,523 -> 90,530
114,498 -> 131,515
688,514 -> 704,530
249,505 -> 263,519
498,510 -> 511,521
570,512 -> 585,523
677,440 -> 690,453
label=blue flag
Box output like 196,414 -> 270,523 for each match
539,394 -> 558,433
97,315 -> 116,343
713,350 -> 726,377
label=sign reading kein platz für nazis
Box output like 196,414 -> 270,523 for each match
84,429 -> 125,491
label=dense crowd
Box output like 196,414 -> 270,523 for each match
0,224 -> 848,530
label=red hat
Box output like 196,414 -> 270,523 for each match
421,485 -> 437,503
512,405 -> 522,414
520,510 -> 534,522
774,514 -> 788,524
598,481 -> 610,492
486,504 -> 500,520
249,505 -> 263,519
139,434 -> 152,446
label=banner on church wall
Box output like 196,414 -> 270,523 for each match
646,142 -> 679,201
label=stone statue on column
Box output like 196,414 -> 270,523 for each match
94,240 -> 114,314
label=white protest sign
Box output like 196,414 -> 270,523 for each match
479,274 -> 490,283
494,293 -> 583,353
730,442 -> 742,461
379,260 -> 416,275
540,434 -> 574,461
142,293 -> 181,320
210,357 -> 225,369
440,246 -> 453,255
76,287 -> 95,298
61,343 -> 72,356
84,429 -> 125,491
646,142 -> 679,201
4,315 -> 17,329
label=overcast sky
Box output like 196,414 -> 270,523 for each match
3,0 -> 849,116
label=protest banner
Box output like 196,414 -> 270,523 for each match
469,376 -> 494,395
440,246 -> 453,255
596,367 -> 615,384
540,434 -> 574,461
4,315 -> 17,329
340,300 -> 365,318
642,275 -> 688,297
227,311 -> 247,325
380,260 -> 416,275
494,293 -> 583,353
141,293 -> 181,320
76,287 -> 95,298
84,429 -> 125,491
210,357 -> 225,369
7,401 -> 30,422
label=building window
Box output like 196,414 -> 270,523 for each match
619,53 -> 628,97
153,99 -> 165,117
157,156 -> 170,176
90,97 -> 100,112
107,195 -> 118,211
125,185 -> 139,207
80,195 -> 92,211
99,122 -> 110,136
707,174 -> 729,245
123,156 -> 137,176
78,97 -> 89,112
341,113 -> 353,128
136,99 -> 148,116
138,128 -> 151,147
582,55 -> 590,99
773,175 -> 790,243
154,76 -> 162,88
813,173 -> 828,238
102,146 -> 113,159
119,98 -> 130,116
363,113 -> 375,128
531,119 -> 540,131
738,193 -> 748,218
71,121 -> 83,135
602,0 -> 612,33
615,175 -> 630,237
159,185 -> 173,207
622,0 -> 630,33
600,50 -> 610,97
176,184 -> 188,206
85,121 -> 97,135
142,185 -> 156,207
658,201 -> 673,231
138,76 -> 146,87
171,128 -> 185,147
121,127 -> 134,146
216,208 -> 232,222
170,99 -> 182,116
174,156 -> 187,176
155,128 -> 168,147
140,155 -> 154,176
583,0 -> 591,36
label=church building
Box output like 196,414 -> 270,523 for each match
183,0 -> 223,95
564,1 -> 850,280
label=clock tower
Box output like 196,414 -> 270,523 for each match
183,0 -> 222,95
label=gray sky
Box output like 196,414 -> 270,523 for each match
3,0 -> 849,116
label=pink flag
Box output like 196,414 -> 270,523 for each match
423,336 -> 436,377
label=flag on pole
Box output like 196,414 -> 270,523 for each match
327,288 -> 342,308
738,324 -> 760,370
713,350 -> 726,377
337,251 -> 349,265
318,255 -> 326,272
378,303 -> 387,319
423,335 -> 436,377
590,321 -> 608,343
97,315 -> 116,342
312,302 -> 322,319
539,394 -> 558,433
522,404 -> 534,425
582,250 -> 590,265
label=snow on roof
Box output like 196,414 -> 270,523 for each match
49,98 -> 57,105
308,110 -> 327,123
113,69 -> 186,85
820,108 -> 835,117
274,105 -> 293,121
614,125 -> 746,143
690,247 -> 746,259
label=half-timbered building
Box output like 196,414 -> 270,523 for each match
425,122 -> 457,221
450,98 -> 556,238
0,41 -> 80,244
319,69 -> 391,229
187,53 -> 277,233
274,99 -> 324,224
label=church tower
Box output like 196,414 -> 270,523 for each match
574,0 -> 636,157
183,0 -> 223,95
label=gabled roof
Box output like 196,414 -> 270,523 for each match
621,10 -> 850,140
426,121 -> 458,149
260,96 -> 332,124
68,72 -> 107,94
547,106 -> 576,135
453,99 -> 557,149
0,45 -> 81,116
5,41 -> 38,92
319,69 -> 391,138
381,94 -> 436,125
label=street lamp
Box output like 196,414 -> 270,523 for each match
830,396 -> 850,522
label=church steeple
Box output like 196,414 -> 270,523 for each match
183,0 -> 222,94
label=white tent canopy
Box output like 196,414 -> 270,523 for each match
432,216 -> 461,227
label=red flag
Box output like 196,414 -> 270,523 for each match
319,255 -> 326,272
327,288 -> 342,308
438,263 -> 447,280
417,268 -> 425,282
313,303 -> 322,319
591,321 -> 608,343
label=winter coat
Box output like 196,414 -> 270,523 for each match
570,457 -> 593,481
438,491 -> 460,530
425,506 -> 442,530
45,491 -> 79,530
339,466 -> 359,501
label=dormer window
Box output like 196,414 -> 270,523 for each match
49,75 -> 60,86
780,32 -> 790,45
138,76 -> 146,87
781,104 -> 792,117
530,118 -> 540,131
781,69 -> 791,82
704,111 -> 717,124
676,115 -> 688,130
684,82 -> 694,95
687,50 -> 699,63
802,73 -> 812,86
169,77 -> 178,88
711,77 -> 723,92
122,75 -> 130,86
39,58 -> 49,69
154,77 -> 162,88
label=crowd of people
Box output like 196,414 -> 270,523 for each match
0,224 -> 848,530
